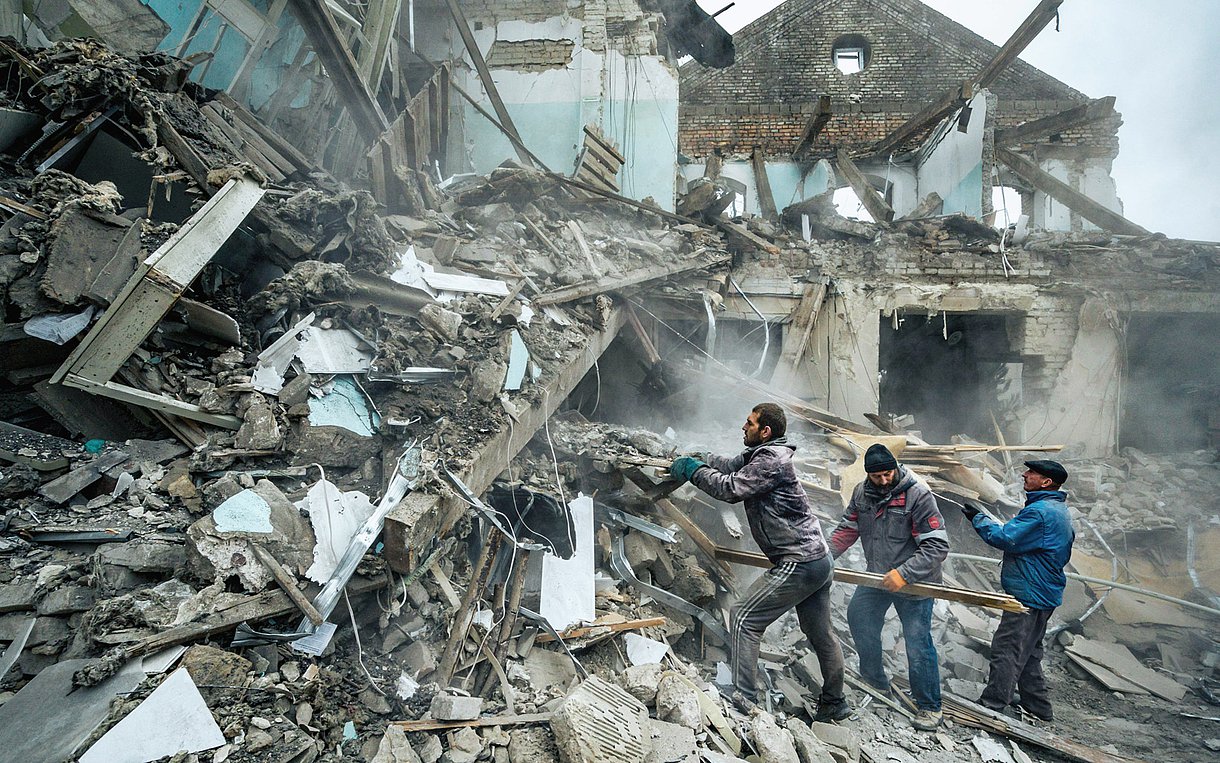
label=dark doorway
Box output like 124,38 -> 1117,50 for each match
879,312 -> 1019,443
1121,314 -> 1220,452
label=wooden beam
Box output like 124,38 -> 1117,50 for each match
751,147 -> 778,219
356,0 -> 401,90
715,546 -> 1027,613
287,0 -> 388,142
995,96 -> 1116,147
975,0 -> 1064,89
869,0 -> 1062,158
534,616 -> 667,644
836,148 -> 894,223
251,543 -> 324,626
868,82 -> 970,159
383,308 -> 627,572
443,0 -> 532,166
791,95 -> 831,157
995,147 -> 1150,235
533,251 -> 731,306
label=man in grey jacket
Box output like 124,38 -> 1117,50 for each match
670,403 -> 848,721
830,443 -> 949,731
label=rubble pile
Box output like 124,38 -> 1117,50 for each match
0,35 -> 1215,763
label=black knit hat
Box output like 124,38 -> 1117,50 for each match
864,444 -> 898,472
1025,460 -> 1068,486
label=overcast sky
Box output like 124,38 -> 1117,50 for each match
696,0 -> 1220,241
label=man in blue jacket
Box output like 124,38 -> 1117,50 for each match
962,460 -> 1074,722
670,403 -> 848,722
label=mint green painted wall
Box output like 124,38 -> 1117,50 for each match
942,162 -> 983,217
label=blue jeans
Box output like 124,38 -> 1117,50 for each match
846,586 -> 941,711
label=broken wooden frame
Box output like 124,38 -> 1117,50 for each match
835,148 -> 895,223
50,176 -> 266,431
994,96 -> 1117,147
791,95 -> 832,158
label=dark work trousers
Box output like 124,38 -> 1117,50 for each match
846,586 -> 941,711
979,607 -> 1055,719
730,555 -> 845,704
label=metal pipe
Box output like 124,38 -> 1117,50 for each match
947,552 -> 1220,619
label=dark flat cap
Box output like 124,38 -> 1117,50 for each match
1025,459 -> 1067,485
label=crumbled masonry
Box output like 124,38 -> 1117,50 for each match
0,3 -> 1217,763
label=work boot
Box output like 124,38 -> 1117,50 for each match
1015,701 -> 1053,722
910,709 -> 943,731
890,688 -> 919,715
813,698 -> 853,723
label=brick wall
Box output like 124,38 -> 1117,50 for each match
677,0 -> 1117,159
487,39 -> 575,70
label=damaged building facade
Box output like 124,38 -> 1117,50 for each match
0,1 -> 1217,763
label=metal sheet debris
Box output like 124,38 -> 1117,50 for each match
299,478 -> 377,583
308,376 -> 380,435
23,306 -> 95,344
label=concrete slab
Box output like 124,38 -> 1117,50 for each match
550,676 -> 651,763
0,658 -> 145,762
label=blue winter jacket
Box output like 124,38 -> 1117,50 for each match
971,490 -> 1074,610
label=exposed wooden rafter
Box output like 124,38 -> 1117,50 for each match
287,0 -> 388,143
868,0 -> 1063,158
836,148 -> 895,223
995,96 -> 1117,147
791,95 -> 831,158
995,146 -> 1149,235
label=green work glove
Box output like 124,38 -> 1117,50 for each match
670,456 -> 706,482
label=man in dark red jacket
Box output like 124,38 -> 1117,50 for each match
670,403 -> 848,721
830,443 -> 949,731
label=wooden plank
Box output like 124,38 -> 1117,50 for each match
356,0 -> 401,90
1065,639 -> 1186,701
383,309 -> 627,572
715,546 -> 1027,613
214,92 -> 317,173
996,147 -> 1149,235
581,134 -> 623,176
779,279 -> 828,363
444,0 -> 531,166
37,450 -> 129,504
928,685 -> 1148,763
975,0 -> 1065,88
574,163 -> 617,193
286,0 -> 388,142
391,713 -> 551,733
583,124 -> 625,162
995,97 -> 1116,147
836,148 -> 895,223
791,95 -> 831,157
534,616 -> 666,644
251,543 -> 324,625
752,147 -> 778,219
532,250 -> 731,306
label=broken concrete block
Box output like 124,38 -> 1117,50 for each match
181,644 -> 252,697
550,676 -> 651,763
37,585 -> 95,615
644,718 -> 697,763
235,394 -> 282,450
185,480 -> 315,591
809,722 -> 860,763
471,358 -> 507,403
508,728 -> 559,763
430,692 -> 483,721
655,671 -> 702,729
0,582 -> 38,613
419,303 -> 463,342
621,662 -> 663,706
95,540 -> 186,575
786,718 -> 837,763
402,640 -> 437,677
415,734 -> 444,763
749,711 -> 799,763
449,726 -> 485,761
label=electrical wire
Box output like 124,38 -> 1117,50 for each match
345,588 -> 386,695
